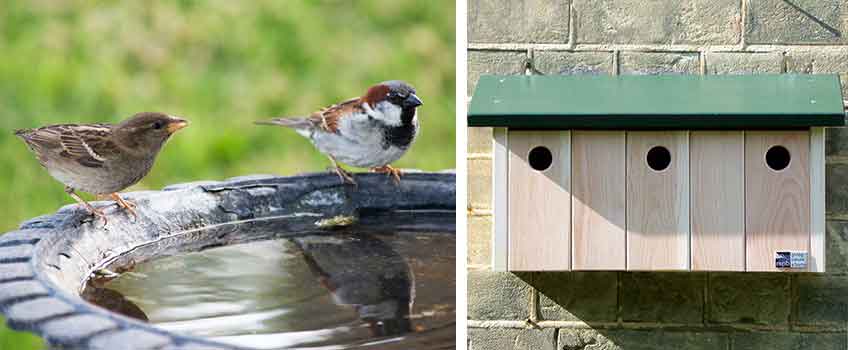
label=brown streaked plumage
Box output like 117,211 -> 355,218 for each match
15,112 -> 189,224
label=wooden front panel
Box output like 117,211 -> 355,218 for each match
626,131 -> 689,270
690,131 -> 745,271
746,131 -> 810,272
508,131 -> 571,271
571,131 -> 626,270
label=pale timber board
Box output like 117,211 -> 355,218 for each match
690,131 -> 745,271
626,131 -> 690,270
571,131 -> 626,270
745,131 -> 810,272
508,130 -> 571,271
810,127 -> 825,273
492,128 -> 509,271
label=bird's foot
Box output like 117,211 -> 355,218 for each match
66,187 -> 108,226
326,155 -> 357,185
82,205 -> 109,226
329,166 -> 357,185
371,165 -> 402,185
110,193 -> 137,219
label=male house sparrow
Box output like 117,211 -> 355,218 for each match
256,80 -> 423,184
15,112 -> 188,222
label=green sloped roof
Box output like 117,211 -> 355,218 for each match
468,74 -> 845,129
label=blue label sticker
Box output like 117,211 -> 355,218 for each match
775,251 -> 807,269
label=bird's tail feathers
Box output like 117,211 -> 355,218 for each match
255,117 -> 313,130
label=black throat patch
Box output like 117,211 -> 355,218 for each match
381,107 -> 418,149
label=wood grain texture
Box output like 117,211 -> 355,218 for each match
508,130 -> 571,271
492,128 -> 509,271
626,131 -> 689,270
571,131 -> 626,270
745,131 -> 810,272
690,131 -> 745,271
810,127 -> 825,273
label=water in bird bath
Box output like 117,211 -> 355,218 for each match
83,230 -> 454,350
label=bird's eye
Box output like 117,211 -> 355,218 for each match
152,121 -> 164,130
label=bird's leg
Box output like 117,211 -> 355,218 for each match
327,155 -> 357,185
371,164 -> 402,185
65,186 -> 107,225
110,193 -> 137,219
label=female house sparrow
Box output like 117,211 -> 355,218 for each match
256,80 -> 423,184
15,112 -> 189,223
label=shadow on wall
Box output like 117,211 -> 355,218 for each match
781,0 -> 842,37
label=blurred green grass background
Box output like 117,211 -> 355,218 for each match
0,1 -> 455,348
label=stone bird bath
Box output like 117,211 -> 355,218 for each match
0,172 -> 455,349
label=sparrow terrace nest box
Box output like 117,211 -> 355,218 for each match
468,74 -> 845,272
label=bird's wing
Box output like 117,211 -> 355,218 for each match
17,124 -> 117,168
307,97 -> 365,133
256,97 -> 365,134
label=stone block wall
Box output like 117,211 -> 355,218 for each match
467,0 -> 848,348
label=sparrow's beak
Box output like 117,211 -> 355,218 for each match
167,116 -> 189,134
403,94 -> 423,108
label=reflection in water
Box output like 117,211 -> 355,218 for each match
293,235 -> 413,338
81,286 -> 149,322
91,231 -> 454,349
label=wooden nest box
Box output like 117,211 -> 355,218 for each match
469,74 -> 845,272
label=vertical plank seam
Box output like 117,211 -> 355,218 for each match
624,131 -> 629,270
570,131 -> 576,270
623,131 -> 627,270
566,130 -> 572,271
494,128 -> 500,271
743,130 -> 748,272
819,127 -> 824,271
810,127 -> 815,272
683,131 -> 692,270
493,128 -> 499,270
684,131 -> 694,271
620,131 -> 626,270
505,129 -> 509,271
691,131 -> 695,270
492,129 -> 497,270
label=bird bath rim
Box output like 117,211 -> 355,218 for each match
0,171 -> 455,350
